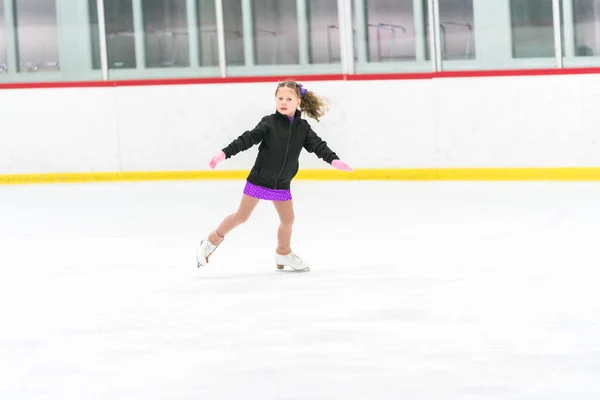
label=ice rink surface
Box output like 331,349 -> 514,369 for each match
1,180 -> 599,399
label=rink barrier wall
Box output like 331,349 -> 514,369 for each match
3,167 -> 600,185
3,68 -> 600,183
3,67 -> 600,90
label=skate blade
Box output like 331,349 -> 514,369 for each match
196,254 -> 208,268
276,265 -> 311,273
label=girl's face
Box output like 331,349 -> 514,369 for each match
275,87 -> 301,117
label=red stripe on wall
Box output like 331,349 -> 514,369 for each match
1,67 -> 600,90
433,67 -> 600,78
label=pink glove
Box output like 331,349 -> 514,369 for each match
209,151 -> 226,169
332,159 -> 353,172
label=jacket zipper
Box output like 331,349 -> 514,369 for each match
274,122 -> 292,189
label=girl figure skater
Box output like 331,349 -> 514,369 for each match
197,80 -> 353,271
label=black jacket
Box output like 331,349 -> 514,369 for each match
222,109 -> 339,190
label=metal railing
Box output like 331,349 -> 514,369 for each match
327,22 -> 409,63
439,21 -> 474,59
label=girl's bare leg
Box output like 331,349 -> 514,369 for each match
208,194 -> 260,245
273,200 -> 295,255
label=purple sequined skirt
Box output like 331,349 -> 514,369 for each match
244,181 -> 292,201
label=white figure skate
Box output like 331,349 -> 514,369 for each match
275,252 -> 310,272
197,236 -> 220,267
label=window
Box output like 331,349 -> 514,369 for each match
440,0 -> 559,70
4,0 -> 599,82
351,0 -> 430,72
196,0 -> 218,66
573,0 -> 599,56
363,0 -> 418,62
423,0 -> 475,63
438,0 -> 475,60
90,0 -> 136,69
14,0 -> 59,72
221,0 -> 341,70
0,0 -> 6,73
307,0 -> 340,64
510,0 -> 556,58
222,0 -> 244,66
143,0 -> 189,68
194,0 -> 245,67
252,0 -> 299,65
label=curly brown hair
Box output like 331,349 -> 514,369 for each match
276,80 -> 329,121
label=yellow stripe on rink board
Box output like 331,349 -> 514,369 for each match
298,168 -> 600,180
2,168 -> 600,184
434,167 -> 600,181
0,170 -> 248,184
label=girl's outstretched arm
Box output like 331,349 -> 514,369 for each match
222,117 -> 269,159
303,125 -> 339,164
304,125 -> 353,171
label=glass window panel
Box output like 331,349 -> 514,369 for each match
196,0 -> 217,66
252,0 -> 299,65
439,1 -> 561,71
0,1 -> 6,73
14,0 -> 59,72
195,0 -> 241,66
353,0 -> 430,72
143,0 -> 189,68
307,0 -> 339,64
573,0 -> 599,56
89,0 -> 136,69
510,0 -> 556,58
364,0 -> 416,62
223,0 -> 244,66
439,0 -> 475,60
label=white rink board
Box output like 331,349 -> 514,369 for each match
2,74 -> 600,174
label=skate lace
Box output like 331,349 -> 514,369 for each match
289,252 -> 302,263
